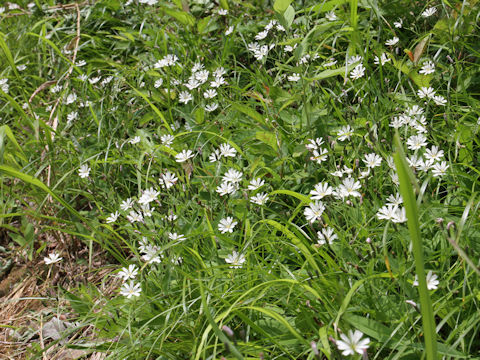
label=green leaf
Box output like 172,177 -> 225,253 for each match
306,66 -> 347,82
162,7 -> 195,26
394,133 -> 437,360
255,131 -> 278,151
269,189 -> 310,203
231,102 -> 266,126
128,83 -> 173,135
273,0 -> 292,14
281,5 -> 295,28
219,0 -> 229,10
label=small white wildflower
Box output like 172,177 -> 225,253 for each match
218,217 -> 238,234
385,37 -> 399,46
44,253 -> 62,265
413,270 -> 439,290
78,164 -> 91,178
120,281 -> 142,298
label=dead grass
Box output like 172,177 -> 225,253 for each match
0,230 -> 118,360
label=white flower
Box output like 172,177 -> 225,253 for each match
288,73 -> 301,82
209,149 -> 221,162
120,198 -> 134,211
216,181 -> 237,196
154,78 -> 163,88
191,62 -> 204,73
323,58 -> 338,67
120,281 -> 142,298
392,207 -> 407,223
225,251 -> 246,268
225,26 -> 234,35
417,86 -> 436,99
374,53 -> 391,66
159,171 -> 178,189
161,134 -> 175,147
431,161 -> 449,177
424,146 -> 444,162
65,93 -> 77,104
213,67 -> 227,77
310,182 -> 333,200
78,164 -> 91,178
310,148 -> 328,164
138,187 -> 160,205
168,232 -> 185,241
128,136 -> 141,144
255,30 -> 268,40
337,125 -> 353,141
306,138 -> 324,151
219,143 -> 237,157
432,95 -> 447,106
417,158 -> 434,172
363,153 -> 382,169
385,37 -> 399,46
421,7 -> 436,18
210,76 -> 227,88
141,244 -> 162,263
250,192 -> 269,205
67,111 -> 78,123
179,91 -> 193,104
89,77 -> 101,85
141,203 -> 154,217
407,134 -> 428,150
337,177 -> 362,199
393,18 -> 403,28
218,217 -> 238,233
413,270 -> 439,290
17,64 -> 27,71
317,227 -> 337,245
203,89 -> 217,99
248,178 -> 265,191
154,54 -> 178,68
118,264 -> 139,281
419,61 -> 435,75
218,8 -> 228,15
248,42 -> 260,52
253,45 -> 269,61
205,103 -> 219,112
386,193 -> 403,206
127,211 -> 144,223
350,64 -> 365,80
265,20 -> 277,31
175,149 -> 194,162
185,78 -> 200,90
376,204 -> 399,221
346,55 -> 363,65
222,168 -> 243,184
336,329 -> 370,356
325,11 -> 337,21
304,201 -> 326,223
44,253 -> 62,265
106,211 -> 120,223
195,70 -> 209,84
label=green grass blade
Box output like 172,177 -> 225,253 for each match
393,133 -> 437,359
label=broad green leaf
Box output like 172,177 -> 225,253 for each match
273,0 -> 292,14
162,7 -> 195,26
256,131 -> 278,151
231,102 -> 266,126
